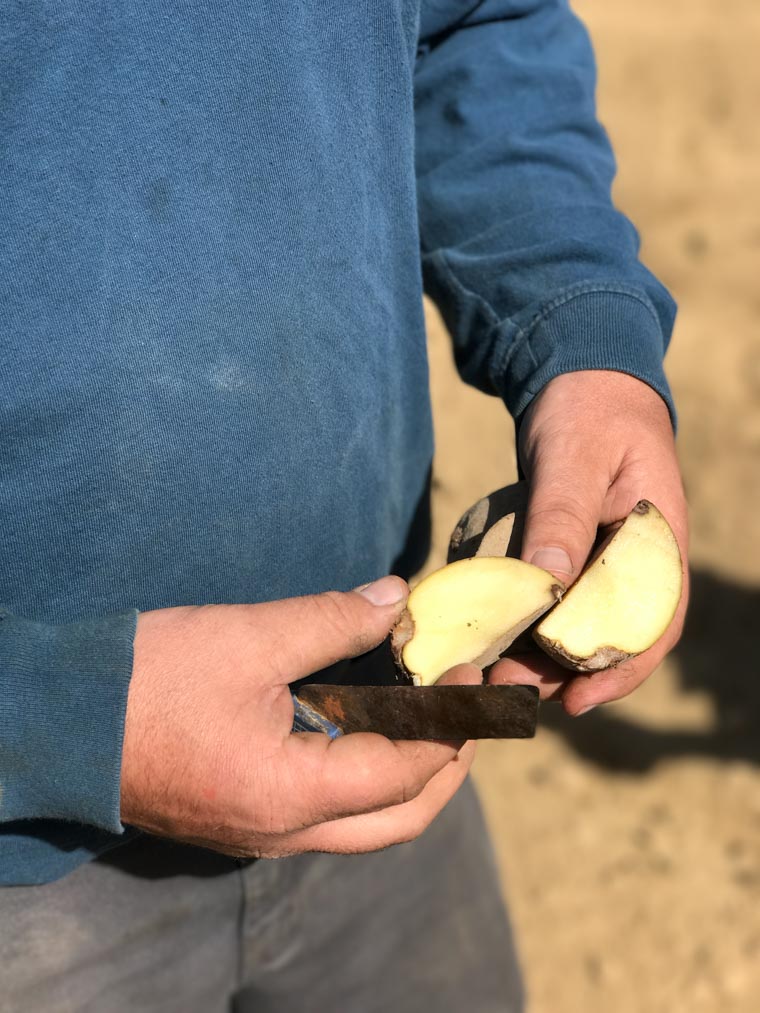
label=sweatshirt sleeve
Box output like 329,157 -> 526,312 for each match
415,0 -> 677,423
0,609 -> 137,831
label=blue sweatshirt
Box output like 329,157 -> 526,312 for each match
0,0 -> 675,885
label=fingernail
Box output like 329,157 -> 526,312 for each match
530,547 -> 574,578
576,704 -> 596,716
355,576 -> 407,607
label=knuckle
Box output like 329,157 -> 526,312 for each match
315,590 -> 354,633
241,765 -> 306,836
314,591 -> 376,656
530,501 -> 596,543
399,769 -> 428,806
332,755 -> 425,816
343,758 -> 391,812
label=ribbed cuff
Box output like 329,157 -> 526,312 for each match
491,284 -> 677,427
0,609 -> 138,831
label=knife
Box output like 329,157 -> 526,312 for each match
291,683 -> 539,740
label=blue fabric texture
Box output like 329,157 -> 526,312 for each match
0,0 -> 675,885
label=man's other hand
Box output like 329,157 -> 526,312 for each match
120,577 -> 476,858
490,370 -> 689,716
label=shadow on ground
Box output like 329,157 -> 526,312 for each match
539,567 -> 760,772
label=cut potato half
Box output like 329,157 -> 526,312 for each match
533,500 -> 683,671
391,557 -> 563,686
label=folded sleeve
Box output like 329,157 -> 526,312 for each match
0,609 -> 137,831
415,0 -> 677,423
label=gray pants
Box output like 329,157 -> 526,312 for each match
0,781 -> 523,1012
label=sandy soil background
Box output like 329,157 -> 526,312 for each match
423,2 -> 760,1010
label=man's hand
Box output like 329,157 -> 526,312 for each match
120,576 -> 476,858
490,370 -> 689,715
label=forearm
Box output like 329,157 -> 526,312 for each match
416,0 -> 676,421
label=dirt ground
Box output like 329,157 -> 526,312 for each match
423,2 -> 760,1010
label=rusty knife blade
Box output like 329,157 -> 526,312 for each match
293,684 -> 539,740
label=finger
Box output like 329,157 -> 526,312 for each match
488,653 -> 568,702
283,731 -> 462,826
435,662 -> 483,686
519,447 -> 609,585
242,575 -> 409,684
517,371 -> 671,584
280,664 -> 481,826
269,741 -> 476,856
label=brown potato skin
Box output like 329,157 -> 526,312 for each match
532,634 -> 632,673
390,610 -> 416,683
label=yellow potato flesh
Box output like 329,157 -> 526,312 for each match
401,557 -> 560,686
535,503 -> 682,661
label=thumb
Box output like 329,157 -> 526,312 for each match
520,463 -> 608,585
254,575 -> 409,683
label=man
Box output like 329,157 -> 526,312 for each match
0,1 -> 687,1010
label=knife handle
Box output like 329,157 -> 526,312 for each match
291,692 -> 344,739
